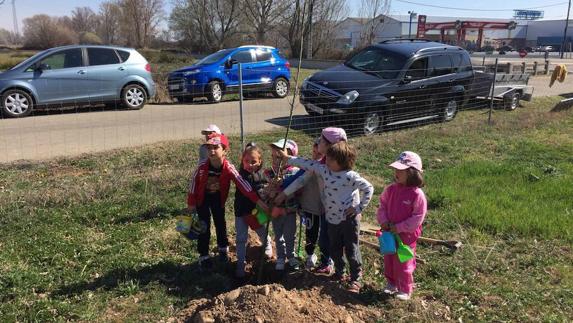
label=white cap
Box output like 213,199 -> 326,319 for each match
201,124 -> 221,135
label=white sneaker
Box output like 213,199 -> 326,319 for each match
264,237 -> 273,259
275,258 -> 285,270
383,283 -> 398,294
396,292 -> 411,301
305,254 -> 318,268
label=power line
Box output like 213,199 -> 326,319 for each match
394,0 -> 568,12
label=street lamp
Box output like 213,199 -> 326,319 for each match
408,11 -> 418,38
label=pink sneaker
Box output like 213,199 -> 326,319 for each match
315,263 -> 333,275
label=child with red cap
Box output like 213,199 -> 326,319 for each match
376,151 -> 427,301
199,124 -> 222,163
187,133 -> 269,270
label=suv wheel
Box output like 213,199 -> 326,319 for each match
504,92 -> 520,111
272,77 -> 289,98
2,89 -> 34,118
362,112 -> 383,135
442,98 -> 458,122
207,81 -> 223,103
122,84 -> 147,110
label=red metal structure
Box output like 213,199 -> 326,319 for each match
416,15 -> 517,49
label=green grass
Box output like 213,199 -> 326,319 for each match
0,97 -> 572,321
0,50 -> 37,70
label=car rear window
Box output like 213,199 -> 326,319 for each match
256,49 -> 273,62
429,55 -> 453,77
117,50 -> 131,62
451,53 -> 472,72
88,48 -> 121,66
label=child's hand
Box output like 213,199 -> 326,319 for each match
276,148 -> 289,161
257,200 -> 270,214
344,206 -> 357,218
274,192 -> 287,205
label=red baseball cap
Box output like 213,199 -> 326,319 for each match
205,133 -> 229,149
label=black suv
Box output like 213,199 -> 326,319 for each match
300,40 -> 483,135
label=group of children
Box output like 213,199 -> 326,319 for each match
186,124 -> 427,300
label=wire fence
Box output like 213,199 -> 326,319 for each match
0,60 -> 554,162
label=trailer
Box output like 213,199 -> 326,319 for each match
473,70 -> 534,111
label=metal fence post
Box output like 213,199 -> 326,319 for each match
488,58 -> 498,126
238,63 -> 245,150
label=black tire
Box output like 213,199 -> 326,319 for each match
272,77 -> 289,98
121,84 -> 147,110
1,89 -> 34,118
361,111 -> 383,136
504,92 -> 520,111
441,97 -> 459,122
206,81 -> 223,103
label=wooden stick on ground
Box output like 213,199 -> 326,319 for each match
359,223 -> 462,251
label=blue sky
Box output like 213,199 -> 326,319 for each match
0,0 -> 569,32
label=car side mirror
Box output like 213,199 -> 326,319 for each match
35,63 -> 50,71
402,75 -> 413,84
225,58 -> 238,69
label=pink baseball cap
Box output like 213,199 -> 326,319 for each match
389,151 -> 423,172
201,124 -> 222,135
270,139 -> 298,156
321,127 -> 347,144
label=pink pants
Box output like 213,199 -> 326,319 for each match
384,243 -> 416,294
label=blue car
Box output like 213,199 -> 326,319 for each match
168,45 -> 291,103
0,45 -> 155,118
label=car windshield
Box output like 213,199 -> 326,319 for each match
345,48 -> 407,79
9,50 -> 48,70
197,49 -> 233,65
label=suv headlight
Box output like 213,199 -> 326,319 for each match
183,69 -> 200,76
337,90 -> 359,105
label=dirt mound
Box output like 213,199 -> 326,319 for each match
171,279 -> 383,323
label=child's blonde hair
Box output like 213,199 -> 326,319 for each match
326,141 -> 356,170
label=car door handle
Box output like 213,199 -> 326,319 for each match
77,70 -> 86,75
419,84 -> 427,89
448,79 -> 455,83
118,67 -> 125,71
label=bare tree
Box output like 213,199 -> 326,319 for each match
281,0 -> 346,58
119,0 -> 164,48
243,0 -> 289,44
170,0 -> 242,51
97,1 -> 122,44
22,15 -> 78,49
308,0 -> 347,57
71,7 -> 98,33
358,0 -> 391,46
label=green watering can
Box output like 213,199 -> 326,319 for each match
395,234 -> 415,263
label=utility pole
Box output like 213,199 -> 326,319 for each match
306,0 -> 314,59
408,11 -> 417,38
561,0 -> 571,58
12,0 -> 19,36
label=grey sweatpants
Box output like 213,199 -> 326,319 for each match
235,216 -> 271,264
328,217 -> 363,281
272,212 -> 297,260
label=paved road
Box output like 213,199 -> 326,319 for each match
1,75 -> 571,163
0,98 -> 307,163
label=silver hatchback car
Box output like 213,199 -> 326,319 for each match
0,45 -> 155,117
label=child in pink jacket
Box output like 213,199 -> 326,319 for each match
376,151 -> 427,301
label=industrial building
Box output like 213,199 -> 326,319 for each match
335,13 -> 572,51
